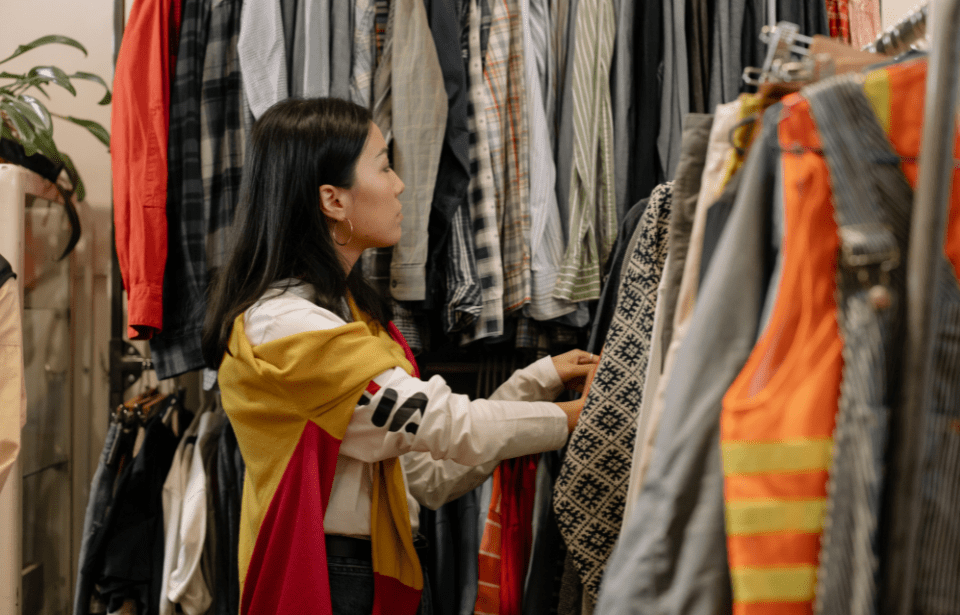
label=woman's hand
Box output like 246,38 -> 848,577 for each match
556,358 -> 600,433
552,349 -> 601,393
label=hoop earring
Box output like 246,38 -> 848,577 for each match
333,219 -> 353,246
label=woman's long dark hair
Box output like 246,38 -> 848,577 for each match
201,97 -> 391,369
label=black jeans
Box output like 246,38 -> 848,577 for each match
327,555 -> 432,615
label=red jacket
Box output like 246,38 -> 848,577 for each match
111,0 -> 181,339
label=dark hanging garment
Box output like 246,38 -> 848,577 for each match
776,0 -> 829,38
423,0 -> 472,313
586,196 -> 649,354
152,0 -> 244,379
151,0 -> 210,379
214,417 -> 245,615
83,398 -> 193,614
0,254 -> 14,288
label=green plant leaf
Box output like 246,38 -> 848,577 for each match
59,151 -> 85,202
0,121 -> 16,142
0,98 -> 64,166
7,95 -> 52,131
29,83 -> 50,99
12,76 -> 53,99
70,71 -> 111,105
26,122 -> 61,163
0,35 -> 88,66
0,71 -> 25,80
0,99 -> 39,155
65,116 -> 109,149
26,66 -> 76,96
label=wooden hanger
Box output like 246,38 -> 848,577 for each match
810,36 -> 883,75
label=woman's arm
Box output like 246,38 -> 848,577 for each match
338,367 -> 570,465
400,352 -> 599,510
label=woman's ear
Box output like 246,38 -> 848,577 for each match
319,184 -> 348,220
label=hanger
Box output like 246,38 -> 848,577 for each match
742,22 -> 819,86
863,3 -> 928,56
742,19 -> 889,89
810,36 -> 884,75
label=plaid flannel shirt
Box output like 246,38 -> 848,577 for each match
461,0 -> 506,343
387,0 -> 448,301
202,0 -> 245,276
150,0 -> 210,379
444,202 -> 483,333
482,0 -> 531,314
151,0 -> 244,379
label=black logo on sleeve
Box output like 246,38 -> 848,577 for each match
369,389 -> 429,433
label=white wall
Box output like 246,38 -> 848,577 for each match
883,0 -> 928,28
0,0 -> 115,209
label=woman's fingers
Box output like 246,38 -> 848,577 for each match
577,351 -> 599,365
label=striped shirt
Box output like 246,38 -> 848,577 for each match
349,0 -> 377,108
522,0 -> 577,321
553,0 -> 618,303
237,0 -> 287,119
444,203 -> 484,333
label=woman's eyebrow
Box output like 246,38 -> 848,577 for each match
377,147 -> 389,158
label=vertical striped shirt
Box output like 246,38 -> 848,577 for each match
350,0 -> 377,108
553,0 -> 618,303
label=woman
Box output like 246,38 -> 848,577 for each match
202,97 -> 597,615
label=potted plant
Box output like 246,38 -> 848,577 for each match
0,35 -> 111,256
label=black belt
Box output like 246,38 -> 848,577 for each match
325,534 -> 429,562
325,535 -> 371,560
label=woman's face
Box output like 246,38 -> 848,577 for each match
342,123 -> 405,251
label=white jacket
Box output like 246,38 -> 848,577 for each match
243,282 -> 569,536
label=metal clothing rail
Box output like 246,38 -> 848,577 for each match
863,2 -> 928,55
880,0 -> 960,612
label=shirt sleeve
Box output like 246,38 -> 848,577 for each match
112,0 -> 172,338
237,0 -> 289,119
488,355 -> 564,402
338,366 -> 568,467
386,356 -> 566,510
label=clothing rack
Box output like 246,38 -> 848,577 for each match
881,0 -> 959,612
862,2 -> 927,55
